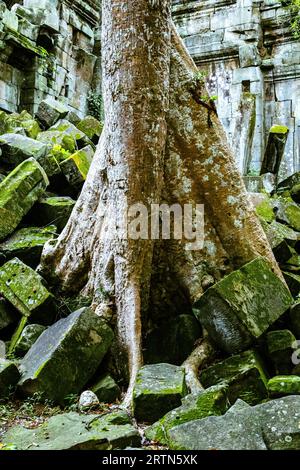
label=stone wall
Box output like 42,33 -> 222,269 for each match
173,0 -> 300,181
0,0 -> 101,118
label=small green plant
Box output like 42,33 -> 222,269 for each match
49,144 -> 72,164
87,92 -> 104,121
281,0 -> 300,37
64,394 -> 79,412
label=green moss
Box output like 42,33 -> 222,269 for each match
268,375 -> 300,396
270,125 -> 289,134
256,199 -> 275,223
145,384 -> 228,445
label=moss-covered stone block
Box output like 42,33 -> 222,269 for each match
27,196 -> 75,232
37,130 -> 76,153
200,350 -> 268,406
0,133 -> 49,169
0,359 -> 20,398
76,116 -> 103,144
133,363 -> 187,423
0,258 -> 55,324
14,324 -> 47,358
19,308 -> 114,404
60,145 -> 93,191
3,410 -> 140,450
50,119 -> 87,146
261,219 -> 299,251
36,98 -> 69,129
0,225 -> 57,268
193,258 -> 293,354
0,158 -> 48,241
145,384 -> 228,445
256,198 -> 275,223
268,376 -> 300,396
91,373 -> 121,403
266,329 -> 296,374
273,198 -> 300,232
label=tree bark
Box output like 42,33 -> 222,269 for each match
39,5 -> 281,406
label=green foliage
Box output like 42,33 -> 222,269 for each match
87,92 -> 104,121
49,144 -> 72,163
281,0 -> 300,37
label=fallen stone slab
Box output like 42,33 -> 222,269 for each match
200,349 -> 268,406
27,196 -> 75,232
50,119 -> 87,146
268,376 -> 300,396
145,384 -> 228,445
3,410 -> 140,450
76,115 -> 103,144
133,363 -> 187,423
0,134 -> 49,169
60,145 -> 94,191
267,329 -> 296,375
36,130 -> 76,153
91,373 -> 121,403
0,359 -> 20,398
167,395 -> 300,450
193,258 -> 293,354
14,324 -> 47,358
0,158 -> 49,241
0,258 -> 55,325
36,98 -> 69,129
0,225 -> 57,268
273,198 -> 300,232
19,308 -> 114,404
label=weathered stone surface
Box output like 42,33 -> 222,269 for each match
0,133 -> 49,168
274,198 -> 300,232
167,395 -> 300,450
256,197 -> 275,223
133,363 -> 187,423
0,258 -> 54,324
60,145 -> 94,190
27,196 -> 75,232
19,308 -> 114,404
0,158 -> 48,241
79,390 -> 99,411
261,219 -> 299,251
91,373 -> 121,403
145,384 -> 228,445
50,119 -> 87,145
267,329 -> 296,375
193,258 -> 292,354
14,324 -> 47,358
0,359 -> 20,398
36,99 -> 69,129
0,225 -> 57,268
76,115 -> 103,143
36,130 -> 76,153
3,411 -> 141,450
144,315 -> 202,365
268,376 -> 300,396
200,350 -> 268,406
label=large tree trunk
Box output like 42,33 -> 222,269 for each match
39,2 -> 280,405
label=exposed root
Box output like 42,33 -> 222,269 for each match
182,335 -> 216,394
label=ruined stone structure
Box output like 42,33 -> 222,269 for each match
0,0 -> 101,117
173,0 -> 300,181
0,0 -> 299,180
